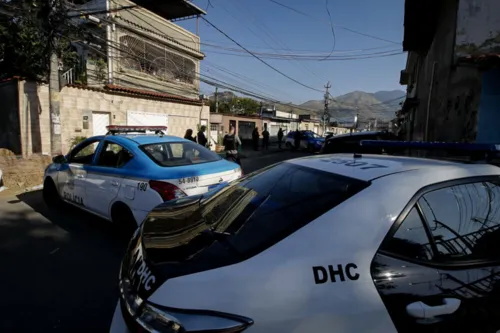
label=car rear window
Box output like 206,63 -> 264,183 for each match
197,162 -> 369,257
140,141 -> 221,167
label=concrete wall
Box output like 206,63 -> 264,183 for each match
0,80 -> 21,155
18,82 -> 209,155
456,0 -> 500,56
411,0 -> 482,143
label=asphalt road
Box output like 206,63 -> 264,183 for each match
0,150 -> 311,333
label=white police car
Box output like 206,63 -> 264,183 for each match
43,126 -> 242,232
110,140 -> 500,333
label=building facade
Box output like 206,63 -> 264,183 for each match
0,0 -> 212,156
400,0 -> 500,143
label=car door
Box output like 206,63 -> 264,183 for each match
371,177 -> 500,333
85,140 -> 134,217
59,138 -> 101,208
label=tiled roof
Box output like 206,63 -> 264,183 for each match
65,84 -> 202,105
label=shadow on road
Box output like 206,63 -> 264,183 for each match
0,190 -> 128,333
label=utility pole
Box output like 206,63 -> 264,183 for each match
48,0 -> 62,155
46,0 -> 62,156
323,81 -> 331,135
215,86 -> 219,113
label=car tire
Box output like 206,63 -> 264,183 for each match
111,202 -> 138,238
285,142 -> 292,150
308,143 -> 315,153
43,178 -> 62,209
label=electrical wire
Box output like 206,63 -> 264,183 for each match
268,0 -> 400,45
321,0 -> 336,61
200,16 -> 324,93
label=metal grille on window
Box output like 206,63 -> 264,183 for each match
119,34 -> 196,85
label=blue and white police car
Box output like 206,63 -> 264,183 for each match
42,126 -> 242,231
111,140 -> 500,333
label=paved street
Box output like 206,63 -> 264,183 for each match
0,150 -> 311,333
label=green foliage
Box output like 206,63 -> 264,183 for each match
0,0 -> 80,80
208,97 -> 261,115
68,136 -> 87,149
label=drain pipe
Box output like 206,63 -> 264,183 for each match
424,61 -> 438,141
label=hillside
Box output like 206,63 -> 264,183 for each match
207,89 -> 405,122
300,89 -> 405,122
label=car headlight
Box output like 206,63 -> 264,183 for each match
137,303 -> 254,333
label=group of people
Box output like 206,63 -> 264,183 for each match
183,126 -> 208,146
252,126 -> 285,151
183,125 -> 242,166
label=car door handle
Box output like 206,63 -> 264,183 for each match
111,181 -> 119,187
406,298 -> 461,319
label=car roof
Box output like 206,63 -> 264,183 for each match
104,134 -> 189,146
286,153 -> 500,182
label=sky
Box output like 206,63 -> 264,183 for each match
178,0 -> 407,105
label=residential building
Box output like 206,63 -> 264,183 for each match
400,0 -> 500,143
298,114 -> 323,135
261,106 -> 299,137
0,0 -> 211,155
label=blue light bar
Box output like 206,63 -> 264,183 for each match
360,140 -> 500,153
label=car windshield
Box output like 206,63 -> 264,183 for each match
142,162 -> 370,262
140,141 -> 221,167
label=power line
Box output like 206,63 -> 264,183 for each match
268,0 -> 400,45
321,0 -> 336,61
204,49 -> 403,60
199,16 -> 324,93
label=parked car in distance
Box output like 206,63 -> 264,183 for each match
320,130 -> 400,155
285,130 -> 325,152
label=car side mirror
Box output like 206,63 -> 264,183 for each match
52,155 -> 67,164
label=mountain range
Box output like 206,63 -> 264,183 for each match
208,89 -> 405,122
299,90 -> 405,122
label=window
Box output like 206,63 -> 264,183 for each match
69,140 -> 100,164
141,141 -> 221,167
419,181 -> 500,262
96,142 -> 133,168
119,35 -> 196,85
142,163 -> 370,264
381,207 -> 433,261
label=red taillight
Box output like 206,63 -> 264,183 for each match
149,180 -> 186,201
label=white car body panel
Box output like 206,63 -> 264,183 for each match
110,154 -> 500,333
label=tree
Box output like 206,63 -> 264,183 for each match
0,0 -> 79,80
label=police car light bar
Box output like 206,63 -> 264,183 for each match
359,140 -> 500,160
106,125 -> 168,135
360,140 -> 500,153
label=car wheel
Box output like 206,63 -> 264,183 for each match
111,202 -> 137,239
308,143 -> 315,153
285,142 -> 292,150
43,178 -> 62,208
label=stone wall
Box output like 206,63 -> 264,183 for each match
19,82 -> 209,155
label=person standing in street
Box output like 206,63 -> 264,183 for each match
184,129 -> 196,142
277,128 -> 284,149
252,127 -> 259,151
223,126 -> 242,166
294,130 -> 301,151
197,125 -> 208,147
262,127 -> 270,150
